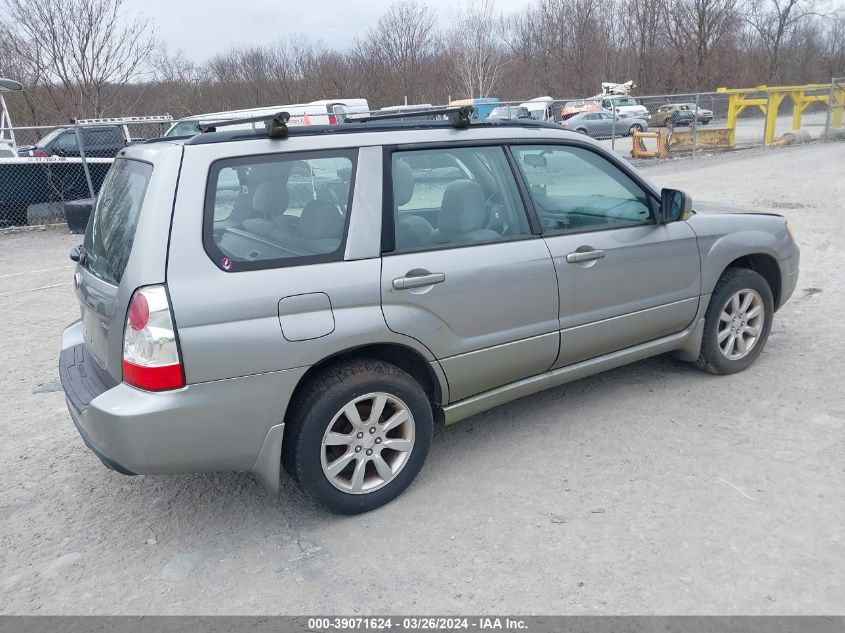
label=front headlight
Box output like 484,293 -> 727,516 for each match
786,221 -> 796,239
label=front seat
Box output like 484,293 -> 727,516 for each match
431,179 -> 499,245
242,181 -> 294,238
272,200 -> 344,255
393,159 -> 433,250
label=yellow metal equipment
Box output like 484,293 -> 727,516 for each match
630,130 -> 668,158
717,83 -> 845,146
666,127 -> 732,152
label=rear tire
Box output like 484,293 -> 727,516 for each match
695,268 -> 774,375
629,124 -> 643,135
282,358 -> 433,514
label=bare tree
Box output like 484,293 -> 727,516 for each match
353,0 -> 440,104
666,0 -> 741,89
820,14 -> 845,77
448,0 -> 507,98
746,0 -> 828,82
1,0 -> 156,117
150,46 -> 210,117
625,0 -> 667,92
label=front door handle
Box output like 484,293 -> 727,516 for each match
392,272 -> 446,290
566,249 -> 606,264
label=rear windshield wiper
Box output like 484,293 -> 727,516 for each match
70,244 -> 88,266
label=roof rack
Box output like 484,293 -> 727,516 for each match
351,105 -> 475,129
71,114 -> 173,125
183,117 -> 563,147
198,111 -> 291,138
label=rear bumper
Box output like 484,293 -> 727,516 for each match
60,327 -> 308,489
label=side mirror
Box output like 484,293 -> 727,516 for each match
659,188 -> 692,222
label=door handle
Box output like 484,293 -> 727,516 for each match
392,272 -> 446,290
566,249 -> 606,263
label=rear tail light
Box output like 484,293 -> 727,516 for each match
122,285 -> 184,391
328,114 -> 338,125
33,149 -> 46,158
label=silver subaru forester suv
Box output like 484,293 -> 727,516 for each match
60,110 -> 799,514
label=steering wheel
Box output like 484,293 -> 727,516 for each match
485,192 -> 510,235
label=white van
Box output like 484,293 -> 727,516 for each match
518,96 -> 555,121
164,99 -> 370,137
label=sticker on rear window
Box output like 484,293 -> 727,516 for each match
220,257 -> 232,271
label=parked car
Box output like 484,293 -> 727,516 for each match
17,125 -> 129,158
486,105 -> 531,120
680,102 -> 714,124
598,95 -> 650,120
164,99 -> 371,137
519,96 -> 562,121
560,110 -> 649,138
60,116 -> 799,514
560,99 -> 600,120
651,104 -> 697,127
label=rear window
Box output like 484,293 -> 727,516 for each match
82,159 -> 153,285
80,127 -> 125,147
203,150 -> 357,272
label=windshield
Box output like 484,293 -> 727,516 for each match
165,120 -> 201,137
34,128 -> 65,147
611,98 -> 638,107
82,159 -> 153,285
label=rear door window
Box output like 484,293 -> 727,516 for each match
82,158 -> 153,285
81,127 -> 125,149
204,150 -> 356,271
52,131 -> 79,153
390,146 -> 532,252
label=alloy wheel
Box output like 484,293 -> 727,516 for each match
320,392 -> 416,494
717,289 -> 765,360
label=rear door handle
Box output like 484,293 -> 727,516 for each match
566,249 -> 606,263
392,272 -> 446,290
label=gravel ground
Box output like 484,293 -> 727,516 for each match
0,142 -> 843,615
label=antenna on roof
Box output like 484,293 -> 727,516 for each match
198,111 -> 290,138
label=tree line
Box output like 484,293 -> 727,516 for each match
1,0 -> 843,126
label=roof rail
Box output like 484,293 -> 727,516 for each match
351,105 -> 475,129
198,111 -> 291,138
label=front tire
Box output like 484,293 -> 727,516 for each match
282,359 -> 433,514
695,268 -> 774,375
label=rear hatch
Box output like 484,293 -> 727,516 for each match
75,157 -> 154,381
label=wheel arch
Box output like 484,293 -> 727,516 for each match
288,342 -> 446,414
723,253 -> 782,309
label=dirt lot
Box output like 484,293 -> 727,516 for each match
0,142 -> 843,615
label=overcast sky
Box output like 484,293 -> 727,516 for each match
134,0 -> 510,62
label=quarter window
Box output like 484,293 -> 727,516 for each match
204,150 -> 356,271
390,146 -> 531,252
511,145 -> 652,233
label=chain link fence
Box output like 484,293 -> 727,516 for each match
1,84 -> 843,230
0,119 -> 171,230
